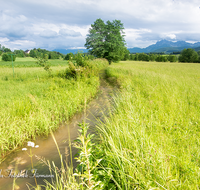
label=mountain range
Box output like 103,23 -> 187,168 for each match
52,48 -> 88,54
53,40 -> 200,54
128,40 -> 200,54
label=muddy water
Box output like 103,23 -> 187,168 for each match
0,78 -> 116,190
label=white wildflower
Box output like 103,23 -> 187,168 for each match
22,148 -> 27,151
35,145 -> 39,148
27,141 -> 32,146
31,142 -> 35,147
27,141 -> 35,147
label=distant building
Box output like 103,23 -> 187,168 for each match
25,50 -> 30,54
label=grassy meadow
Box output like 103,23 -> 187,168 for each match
0,57 -> 108,160
1,56 -> 200,189
96,61 -> 200,189
36,60 -> 200,190
0,56 -> 69,67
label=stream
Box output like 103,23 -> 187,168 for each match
0,77 -> 116,190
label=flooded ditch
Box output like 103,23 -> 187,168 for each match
0,77 -> 116,190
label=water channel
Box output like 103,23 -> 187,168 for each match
0,77 -> 116,190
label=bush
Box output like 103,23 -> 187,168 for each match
64,53 -> 74,61
65,55 -> 108,80
155,55 -> 168,62
168,55 -> 177,62
138,53 -> 149,61
129,54 -> 135,60
179,48 -> 199,63
2,53 -> 16,61
149,54 -> 156,61
14,50 -> 25,58
48,51 -> 60,59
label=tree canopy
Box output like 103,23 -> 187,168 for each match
179,48 -> 199,63
85,19 -> 126,64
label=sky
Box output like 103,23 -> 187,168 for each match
0,0 -> 200,51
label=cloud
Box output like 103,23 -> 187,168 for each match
0,37 -> 9,43
1,0 -> 200,50
160,33 -> 177,40
40,29 -> 58,38
59,29 -> 82,37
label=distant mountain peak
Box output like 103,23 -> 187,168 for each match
128,40 -> 200,53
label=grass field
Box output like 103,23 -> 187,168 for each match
0,56 -> 69,67
0,58 -> 108,161
1,58 -> 200,189
37,60 -> 200,190
96,61 -> 200,189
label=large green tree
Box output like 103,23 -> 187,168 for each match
85,18 -> 126,64
179,48 -> 199,63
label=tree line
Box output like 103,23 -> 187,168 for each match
123,48 -> 200,63
29,48 -> 64,59
0,45 -> 64,61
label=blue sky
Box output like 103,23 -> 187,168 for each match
0,0 -> 200,50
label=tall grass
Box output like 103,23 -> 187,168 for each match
96,61 -> 200,189
0,57 -> 69,67
33,60 -> 200,189
0,58 -> 108,161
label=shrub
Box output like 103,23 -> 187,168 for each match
64,53 -> 74,61
149,54 -> 156,61
168,55 -> 177,62
155,55 -> 168,62
179,48 -> 199,63
2,53 -> 16,61
138,53 -> 149,61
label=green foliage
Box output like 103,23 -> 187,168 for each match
2,53 -> 16,61
64,52 -> 74,60
179,48 -> 199,63
0,44 -> 11,54
0,51 -> 2,56
129,54 -> 135,60
38,121 -> 113,190
73,51 -> 90,67
168,55 -> 178,62
155,55 -> 168,62
128,53 -> 178,63
134,53 -> 139,61
85,18 -> 126,64
48,51 -> 61,59
100,61 -> 200,189
74,122 -> 105,189
0,58 -> 106,158
149,53 -> 156,61
138,53 -> 149,61
30,49 -> 37,58
30,48 -> 63,59
3,48 -> 11,53
14,50 -> 25,57
65,53 -> 108,80
121,48 -> 130,61
0,57 -> 69,68
35,54 -> 52,74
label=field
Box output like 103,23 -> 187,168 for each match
0,57 -> 108,160
97,61 -> 200,189
0,56 -> 69,67
1,57 -> 200,189
37,60 -> 200,190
